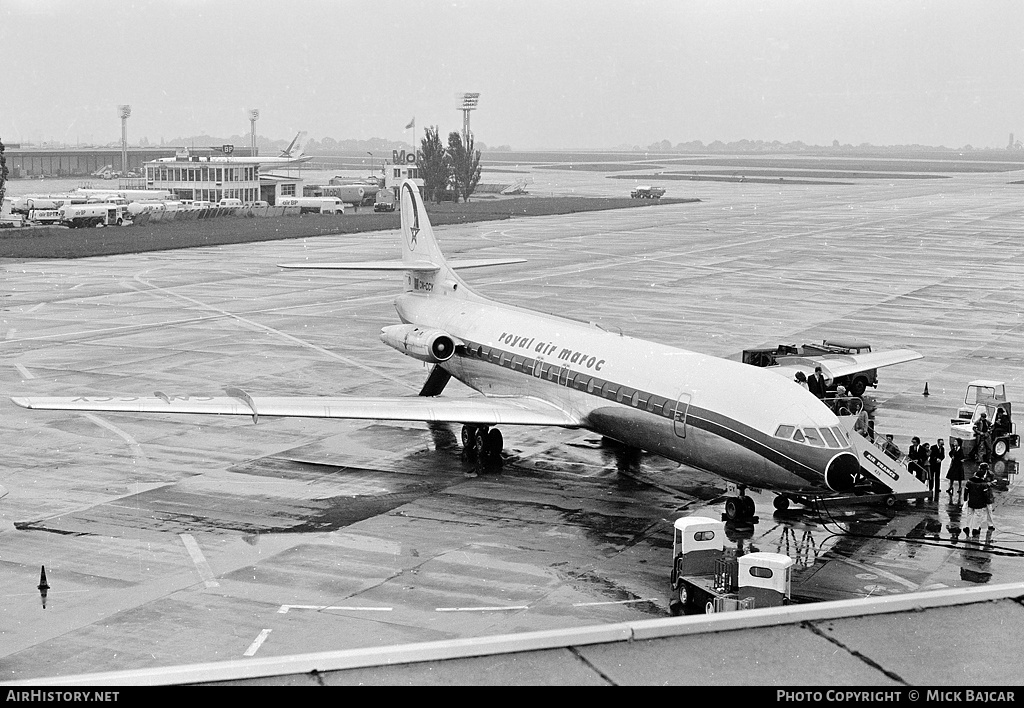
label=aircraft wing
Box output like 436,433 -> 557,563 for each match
766,348 -> 923,380
10,393 -> 580,427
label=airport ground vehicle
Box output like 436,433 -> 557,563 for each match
57,203 -> 127,228
950,380 -> 1019,460
279,197 -> 345,214
374,192 -> 396,212
742,339 -> 882,397
669,516 -> 794,615
28,209 -> 63,225
630,185 -> 665,199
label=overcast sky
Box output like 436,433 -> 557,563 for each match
2,0 -> 1023,150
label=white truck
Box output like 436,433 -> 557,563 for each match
57,203 -> 127,228
278,197 -> 345,214
630,185 -> 666,199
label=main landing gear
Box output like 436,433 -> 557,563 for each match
462,424 -> 504,460
723,485 -> 757,523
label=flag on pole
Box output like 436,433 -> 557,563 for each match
405,118 -> 415,130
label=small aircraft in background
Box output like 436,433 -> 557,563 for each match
13,181 -> 926,519
156,131 -> 312,168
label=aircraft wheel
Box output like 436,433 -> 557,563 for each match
472,429 -> 488,457
885,495 -> 897,508
741,496 -> 755,518
705,600 -> 715,614
484,428 -> 504,458
461,425 -> 477,449
724,498 -> 741,521
993,439 -> 1008,458
773,495 -> 791,511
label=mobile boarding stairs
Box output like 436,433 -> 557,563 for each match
781,405 -> 930,510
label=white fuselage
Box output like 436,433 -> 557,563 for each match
395,290 -> 859,493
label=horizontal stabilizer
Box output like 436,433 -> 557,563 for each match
11,394 -> 579,427
278,257 -> 525,272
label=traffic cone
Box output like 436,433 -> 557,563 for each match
923,382 -> 930,397
38,565 -> 49,609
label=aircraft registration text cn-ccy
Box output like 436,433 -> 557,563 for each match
11,180 -> 921,517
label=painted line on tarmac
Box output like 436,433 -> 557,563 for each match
179,534 -> 220,588
80,413 -> 148,462
14,364 -> 34,379
277,605 -> 393,614
132,273 -> 415,391
572,598 -> 659,607
26,303 -> 45,313
435,605 -> 530,613
244,629 -> 272,657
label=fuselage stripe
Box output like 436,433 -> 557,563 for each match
453,339 -> 836,482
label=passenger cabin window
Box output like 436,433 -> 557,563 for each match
605,385 -> 618,400
631,391 -> 640,407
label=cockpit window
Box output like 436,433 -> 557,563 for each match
775,425 -> 796,439
792,428 -> 805,442
831,426 -> 849,445
819,428 -> 839,448
802,428 -> 826,447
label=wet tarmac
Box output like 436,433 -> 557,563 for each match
1,162 -> 1023,682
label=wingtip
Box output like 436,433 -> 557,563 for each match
11,397 -> 31,409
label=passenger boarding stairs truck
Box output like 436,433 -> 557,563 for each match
773,396 -> 931,511
669,516 -> 795,615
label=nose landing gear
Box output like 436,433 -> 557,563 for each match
723,485 -> 758,523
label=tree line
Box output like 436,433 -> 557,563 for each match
417,127 -> 483,203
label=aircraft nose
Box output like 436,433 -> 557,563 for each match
824,452 -> 860,492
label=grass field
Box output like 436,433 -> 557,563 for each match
0,196 -> 698,260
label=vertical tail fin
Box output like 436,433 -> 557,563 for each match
280,131 -> 307,157
399,181 -> 472,296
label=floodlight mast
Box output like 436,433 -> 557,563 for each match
248,109 -> 260,157
459,92 -> 480,145
118,105 -> 131,175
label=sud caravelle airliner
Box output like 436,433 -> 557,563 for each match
14,180 -> 873,520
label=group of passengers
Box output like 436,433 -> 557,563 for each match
906,436 -> 946,498
886,433 -> 998,536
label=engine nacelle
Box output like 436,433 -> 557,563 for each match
380,324 -> 458,363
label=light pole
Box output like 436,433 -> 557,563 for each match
458,93 -> 480,146
118,105 -> 131,174
367,151 -> 373,174
248,109 -> 259,157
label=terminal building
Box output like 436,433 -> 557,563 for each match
142,151 -> 300,205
